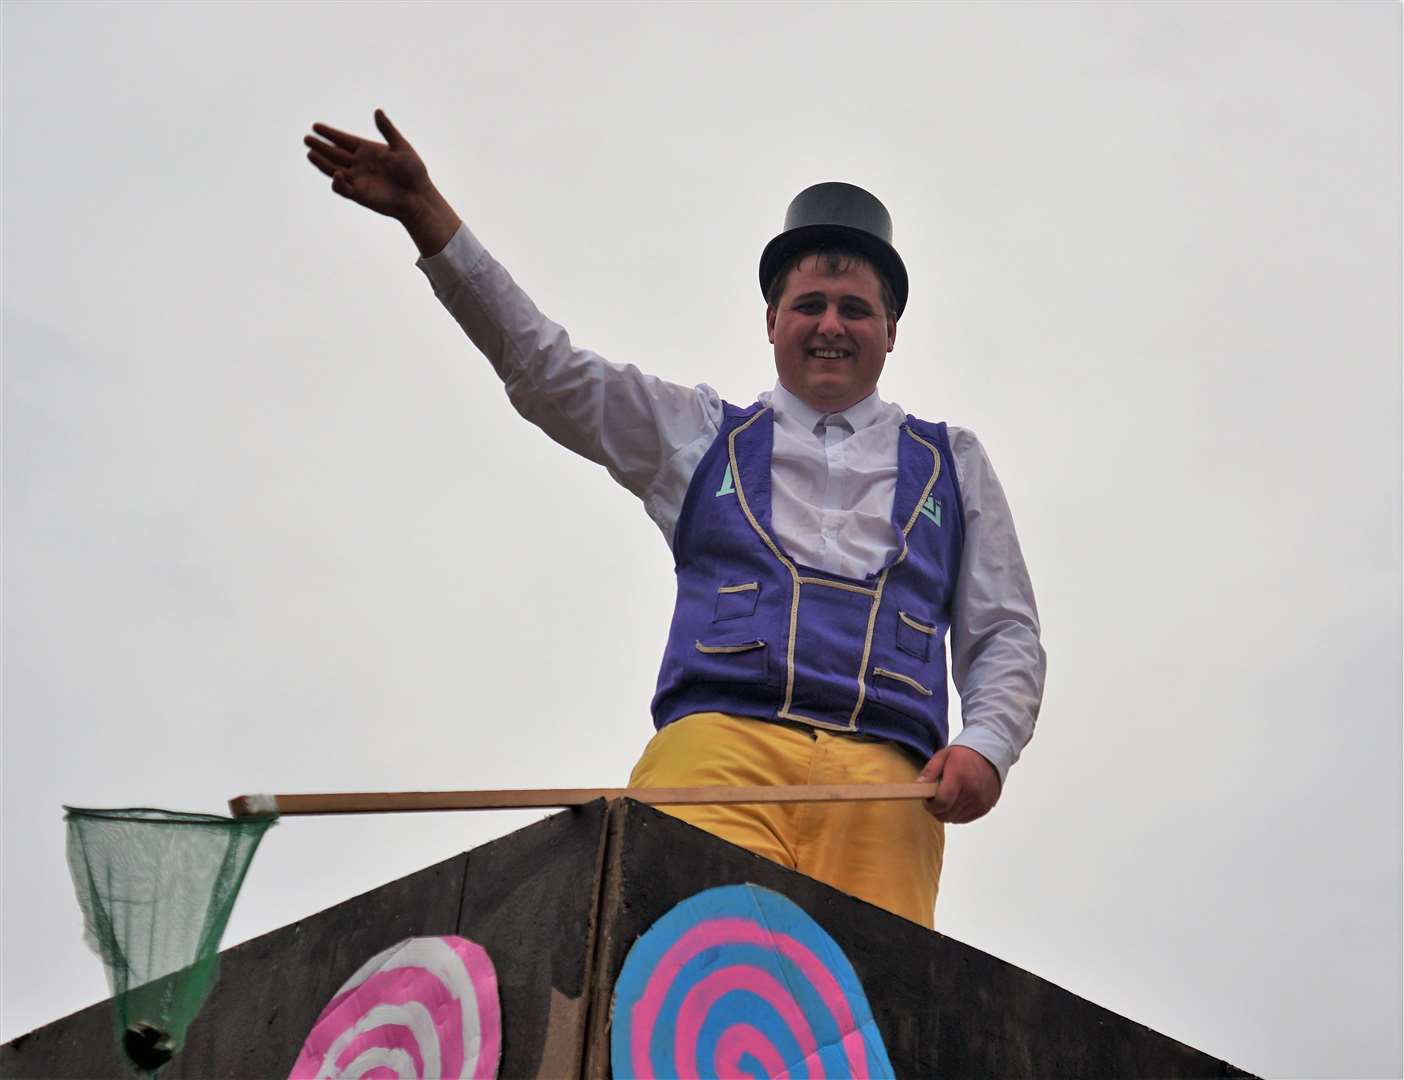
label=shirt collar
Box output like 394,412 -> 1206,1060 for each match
770,381 -> 885,432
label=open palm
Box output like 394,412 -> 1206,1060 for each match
304,109 -> 428,221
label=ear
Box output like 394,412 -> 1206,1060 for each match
766,305 -> 777,344
886,311 -> 897,352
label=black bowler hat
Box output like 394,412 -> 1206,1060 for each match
758,182 -> 909,319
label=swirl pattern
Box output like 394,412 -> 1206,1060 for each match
289,935 -> 500,1079
611,884 -> 894,1079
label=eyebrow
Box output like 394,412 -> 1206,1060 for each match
791,291 -> 876,309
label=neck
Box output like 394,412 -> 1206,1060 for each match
778,382 -> 876,414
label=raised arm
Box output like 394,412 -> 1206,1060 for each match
304,109 -> 461,259
302,111 -> 721,544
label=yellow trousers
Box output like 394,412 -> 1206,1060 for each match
628,712 -> 944,928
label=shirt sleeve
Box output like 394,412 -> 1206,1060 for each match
946,427 -> 1047,787
415,223 -> 721,543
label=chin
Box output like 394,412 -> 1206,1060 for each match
809,381 -> 852,403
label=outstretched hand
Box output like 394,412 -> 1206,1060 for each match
304,110 -> 460,257
919,745 -> 1001,824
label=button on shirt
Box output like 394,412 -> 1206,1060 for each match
417,223 -> 1046,784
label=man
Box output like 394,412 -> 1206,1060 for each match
304,111 -> 1045,929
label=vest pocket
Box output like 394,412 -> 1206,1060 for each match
714,582 -> 761,621
693,639 -> 768,683
872,666 -> 934,697
896,610 -> 935,661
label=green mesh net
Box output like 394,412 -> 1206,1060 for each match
64,807 -> 275,1075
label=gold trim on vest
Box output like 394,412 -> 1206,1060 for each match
873,666 -> 935,696
898,610 -> 936,634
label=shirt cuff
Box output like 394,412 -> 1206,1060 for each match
949,725 -> 1018,789
415,221 -> 488,289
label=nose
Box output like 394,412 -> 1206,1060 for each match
817,304 -> 844,338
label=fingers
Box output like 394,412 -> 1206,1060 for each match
310,121 -> 367,152
919,747 -> 951,819
917,746 -> 948,784
304,135 -> 353,166
928,786 -> 981,824
926,779 -> 961,820
304,138 -> 353,178
374,108 -> 410,150
306,155 -> 363,204
306,149 -> 336,179
919,747 -> 988,823
920,745 -> 1001,823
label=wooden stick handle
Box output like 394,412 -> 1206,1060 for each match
229,782 -> 938,818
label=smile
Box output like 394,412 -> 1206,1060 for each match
807,348 -> 851,359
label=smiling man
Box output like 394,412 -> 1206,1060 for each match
767,254 -> 893,412
305,112 -> 1045,929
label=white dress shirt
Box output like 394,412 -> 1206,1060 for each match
767,384 -> 902,579
417,224 -> 1045,784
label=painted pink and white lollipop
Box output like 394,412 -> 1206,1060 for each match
611,884 -> 894,1079
289,935 -> 501,1079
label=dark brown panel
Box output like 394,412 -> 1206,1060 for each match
3,798 -> 1255,1080
456,800 -> 609,1078
585,800 -> 1257,1080
0,802 -> 611,1080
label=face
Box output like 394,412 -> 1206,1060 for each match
766,254 -> 897,413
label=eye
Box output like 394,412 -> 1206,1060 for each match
840,303 -> 872,319
794,300 -> 824,314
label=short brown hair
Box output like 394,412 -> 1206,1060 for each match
764,247 -> 898,318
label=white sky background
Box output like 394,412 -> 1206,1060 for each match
3,2 -> 1400,1077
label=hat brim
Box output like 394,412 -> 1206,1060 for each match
759,224 -> 908,319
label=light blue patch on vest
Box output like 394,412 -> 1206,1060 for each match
920,496 -> 941,526
715,463 -> 735,497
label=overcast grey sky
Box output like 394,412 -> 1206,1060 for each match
3,3 -> 1400,1077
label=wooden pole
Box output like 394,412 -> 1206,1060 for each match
228,782 -> 938,818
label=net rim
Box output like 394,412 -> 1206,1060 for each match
63,805 -> 275,825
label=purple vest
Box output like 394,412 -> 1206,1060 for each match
650,401 -> 966,762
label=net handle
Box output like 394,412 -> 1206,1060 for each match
229,782 -> 938,817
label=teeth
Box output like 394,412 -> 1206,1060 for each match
811,349 -> 847,358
